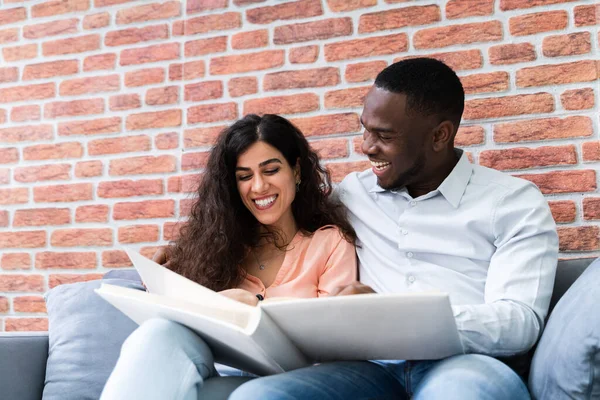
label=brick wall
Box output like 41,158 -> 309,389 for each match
0,0 -> 598,332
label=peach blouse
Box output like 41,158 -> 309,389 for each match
237,226 -> 357,300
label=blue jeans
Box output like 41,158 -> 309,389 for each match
229,356 -> 531,400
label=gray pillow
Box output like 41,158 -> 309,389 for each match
529,258 -> 600,399
43,278 -> 144,400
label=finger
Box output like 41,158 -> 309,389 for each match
152,248 -> 167,264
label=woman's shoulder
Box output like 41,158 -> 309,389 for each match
308,225 -> 349,245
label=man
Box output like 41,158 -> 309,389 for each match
229,58 -> 558,399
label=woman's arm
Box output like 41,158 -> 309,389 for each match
317,233 -> 358,297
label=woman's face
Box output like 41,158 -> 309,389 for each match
235,141 -> 299,230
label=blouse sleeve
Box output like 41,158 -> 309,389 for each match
317,229 -> 357,297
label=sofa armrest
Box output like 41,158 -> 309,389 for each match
0,333 -> 48,400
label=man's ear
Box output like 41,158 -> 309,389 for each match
432,120 -> 455,152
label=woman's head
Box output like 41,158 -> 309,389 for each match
168,114 -> 355,290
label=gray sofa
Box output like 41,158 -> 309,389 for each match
0,258 -> 595,400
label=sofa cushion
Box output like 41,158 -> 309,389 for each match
529,257 -> 600,399
43,278 -> 144,400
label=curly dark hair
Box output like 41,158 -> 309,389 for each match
167,114 -> 356,291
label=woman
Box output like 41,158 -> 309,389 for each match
101,114 -> 357,399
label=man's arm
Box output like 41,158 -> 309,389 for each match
453,183 -> 558,356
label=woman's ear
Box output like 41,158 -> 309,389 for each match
294,158 -> 301,182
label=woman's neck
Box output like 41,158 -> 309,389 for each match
260,212 -> 298,248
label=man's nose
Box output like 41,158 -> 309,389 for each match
361,131 -> 377,155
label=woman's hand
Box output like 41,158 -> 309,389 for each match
219,289 -> 259,306
152,247 -> 171,268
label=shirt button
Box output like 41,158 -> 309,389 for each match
401,229 -> 408,235
408,275 -> 416,283
406,252 -> 414,258
410,201 -> 417,206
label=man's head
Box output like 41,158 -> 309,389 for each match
361,58 -> 465,191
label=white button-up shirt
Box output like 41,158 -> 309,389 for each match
338,151 -> 559,356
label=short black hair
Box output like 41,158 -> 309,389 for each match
374,58 -> 465,129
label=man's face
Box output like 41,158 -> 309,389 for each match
360,86 -> 434,191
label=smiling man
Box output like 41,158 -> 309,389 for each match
230,58 -> 559,399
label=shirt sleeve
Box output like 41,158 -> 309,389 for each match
317,229 -> 358,297
452,183 -> 559,356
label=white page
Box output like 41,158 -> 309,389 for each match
261,292 -> 463,361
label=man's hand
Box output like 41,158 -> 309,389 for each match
219,289 -> 259,306
330,282 -> 376,296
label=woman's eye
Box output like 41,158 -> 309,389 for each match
237,175 -> 252,181
264,168 -> 279,175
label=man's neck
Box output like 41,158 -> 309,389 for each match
406,151 -> 460,198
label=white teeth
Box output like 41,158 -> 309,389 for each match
370,161 -> 390,170
254,195 -> 276,207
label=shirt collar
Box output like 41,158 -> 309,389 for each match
368,149 -> 473,208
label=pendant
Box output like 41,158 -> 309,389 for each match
259,264 -> 265,270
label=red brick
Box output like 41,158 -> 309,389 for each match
116,1 -> 181,24
140,246 -> 167,260
309,138 -> 349,159
32,0 -> 89,17
13,296 -> 46,313
0,148 -> 18,164
0,231 -> 46,249
109,94 -> 141,110
84,53 -> 116,71
244,93 -> 318,115
75,160 -> 103,178
120,42 -> 179,66
290,113 -> 361,137
489,43 -> 536,65
543,32 -> 591,57
464,93 -> 554,120
125,68 -> 166,87
0,296 -> 7,313
460,72 -> 509,95
395,49 -> 483,71
414,21 -> 502,49
118,224 -> 159,243
36,251 -> 97,269
0,211 -> 7,227
98,178 -> 163,198
0,188 -> 28,205
574,5 -> 599,27
561,88 -> 594,110
274,18 -> 352,45
23,18 -> 77,39
59,74 -> 120,96
184,81 -> 223,102
0,28 -> 18,44
479,145 -> 577,171
105,24 -> 167,47
184,126 -> 225,148
325,86 -> 369,109
0,109 -> 5,124
228,77 -> 257,98
42,34 -> 100,56
155,132 -> 178,150
163,222 -> 185,241
327,161 -> 371,183
182,152 -> 209,171
0,7 -> 26,26
180,198 -> 194,217
557,226 -> 599,252
517,170 -> 596,194
517,61 -> 597,88
509,11 -> 568,36
500,0 -> 579,11
5,318 -> 48,332
548,200 -> 576,223
327,0 -> 376,12
2,44 -> 37,62
494,116 -> 592,144
188,103 -> 237,124
0,67 -> 18,84
455,126 -> 485,147
58,117 -> 121,136
51,228 -> 112,247
23,60 -> 78,80
232,29 -> 268,49
210,50 -> 284,75
446,0 -> 494,19
11,105 -> 41,122
102,250 -> 133,268
0,275 -> 43,292
23,142 -> 83,161
1,253 -> 31,270
181,61 -> 205,80
168,174 -> 201,193
33,183 -> 93,203
325,34 -> 408,62
583,198 -> 600,220
289,45 -> 319,64
359,5 -> 440,33
109,155 -> 176,176
113,199 -> 175,220
184,36 -> 227,57
345,61 -> 386,83
146,86 -> 179,106
169,63 -> 183,81
14,164 -> 71,183
48,274 -> 102,288
76,205 -> 109,223
247,0 -> 322,24
0,83 -> 54,103
126,109 -> 181,131
187,0 -> 228,15
583,141 -> 600,162
45,98 -> 104,119
88,135 -> 150,156
0,125 -> 53,143
182,12 -> 240,35
264,68 -> 340,91
0,168 -> 9,185
83,12 -> 110,29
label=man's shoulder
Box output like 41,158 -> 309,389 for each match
338,168 -> 374,192
470,163 -> 538,194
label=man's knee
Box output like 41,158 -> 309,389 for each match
229,376 -> 288,400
